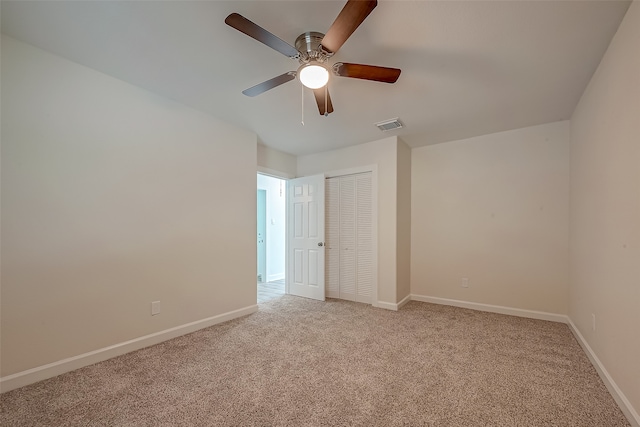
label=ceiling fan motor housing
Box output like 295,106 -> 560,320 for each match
295,32 -> 330,64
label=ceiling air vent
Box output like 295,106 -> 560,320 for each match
375,118 -> 403,132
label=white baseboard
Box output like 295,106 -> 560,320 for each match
267,273 -> 285,282
410,294 -> 568,323
567,318 -> 640,427
397,294 -> 411,309
376,301 -> 399,311
377,294 -> 411,311
0,304 -> 259,393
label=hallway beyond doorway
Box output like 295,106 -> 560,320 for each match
257,172 -> 286,303
257,279 -> 285,303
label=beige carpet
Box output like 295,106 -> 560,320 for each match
0,296 -> 630,426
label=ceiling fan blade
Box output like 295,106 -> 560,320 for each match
313,87 -> 334,116
225,13 -> 299,58
333,62 -> 401,83
321,0 -> 377,54
242,72 -> 296,97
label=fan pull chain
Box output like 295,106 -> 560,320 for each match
301,84 -> 305,126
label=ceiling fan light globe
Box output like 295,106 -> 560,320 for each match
299,64 -> 329,89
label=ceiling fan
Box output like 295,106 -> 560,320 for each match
225,0 -> 401,116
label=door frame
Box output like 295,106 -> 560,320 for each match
256,189 -> 267,283
257,167 -> 293,295
321,164 -> 379,307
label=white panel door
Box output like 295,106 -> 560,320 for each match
287,174 -> 325,301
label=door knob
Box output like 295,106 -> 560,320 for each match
318,242 -> 324,247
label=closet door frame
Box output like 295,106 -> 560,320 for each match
324,165 -> 379,308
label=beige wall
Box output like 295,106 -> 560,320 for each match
396,139 -> 412,302
297,136 -> 399,305
257,144 -> 296,178
0,37 -> 257,376
411,121 -> 570,314
570,0 -> 640,416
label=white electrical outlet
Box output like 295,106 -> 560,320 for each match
151,301 -> 161,316
461,278 -> 469,288
592,313 -> 596,331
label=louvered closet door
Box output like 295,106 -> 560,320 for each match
325,179 -> 340,299
355,173 -> 373,304
325,172 -> 373,304
339,176 -> 357,301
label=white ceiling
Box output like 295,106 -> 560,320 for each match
1,1 -> 630,156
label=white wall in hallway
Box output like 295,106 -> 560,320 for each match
257,174 -> 286,282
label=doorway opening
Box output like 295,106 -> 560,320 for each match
257,173 -> 287,303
